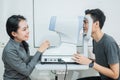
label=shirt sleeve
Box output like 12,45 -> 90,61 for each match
105,42 -> 119,64
4,49 -> 42,76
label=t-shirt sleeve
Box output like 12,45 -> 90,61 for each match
105,42 -> 119,64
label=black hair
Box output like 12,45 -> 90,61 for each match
85,8 -> 106,29
6,15 -> 26,39
6,15 -> 29,53
22,41 -> 29,53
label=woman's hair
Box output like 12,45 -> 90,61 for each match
6,15 -> 26,39
85,8 -> 106,29
6,15 -> 29,52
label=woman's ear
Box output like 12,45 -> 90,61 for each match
11,31 -> 17,37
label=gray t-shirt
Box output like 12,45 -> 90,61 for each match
93,33 -> 120,80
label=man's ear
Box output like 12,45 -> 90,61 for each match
95,21 -> 99,26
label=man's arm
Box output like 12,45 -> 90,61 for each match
73,54 -> 119,79
93,61 -> 119,79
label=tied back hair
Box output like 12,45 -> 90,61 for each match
22,41 -> 29,53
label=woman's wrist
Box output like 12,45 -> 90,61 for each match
37,49 -> 43,53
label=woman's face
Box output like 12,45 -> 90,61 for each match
13,20 -> 29,42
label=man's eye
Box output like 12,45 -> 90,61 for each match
84,20 -> 88,24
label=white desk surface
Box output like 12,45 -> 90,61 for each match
35,63 -> 89,70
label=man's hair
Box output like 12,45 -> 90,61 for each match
6,15 -> 26,39
85,8 -> 106,29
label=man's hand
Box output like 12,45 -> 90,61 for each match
72,53 -> 92,65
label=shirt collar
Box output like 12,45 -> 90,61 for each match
9,38 -> 23,49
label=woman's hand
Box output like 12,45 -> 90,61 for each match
38,40 -> 50,53
72,53 -> 92,65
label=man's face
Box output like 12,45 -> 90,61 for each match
83,14 -> 97,36
83,18 -> 89,33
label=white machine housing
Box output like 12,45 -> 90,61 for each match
41,15 -> 92,64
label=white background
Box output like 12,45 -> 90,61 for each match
34,0 -> 120,47
0,0 -> 120,80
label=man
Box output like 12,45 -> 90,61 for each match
73,8 -> 120,80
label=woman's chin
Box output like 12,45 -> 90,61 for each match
24,38 -> 29,41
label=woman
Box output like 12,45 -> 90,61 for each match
2,15 -> 50,80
